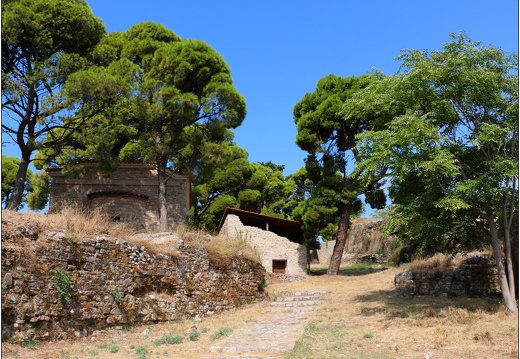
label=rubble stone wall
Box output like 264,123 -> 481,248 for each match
394,255 -> 500,297
1,229 -> 266,343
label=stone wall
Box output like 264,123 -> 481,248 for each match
394,255 -> 500,297
1,223 -> 266,343
219,214 -> 307,276
47,164 -> 189,230
315,218 -> 394,265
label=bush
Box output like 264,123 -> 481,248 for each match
152,333 -> 183,346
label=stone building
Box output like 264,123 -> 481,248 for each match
218,207 -> 307,276
46,163 -> 190,230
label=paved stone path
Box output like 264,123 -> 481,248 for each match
207,290 -> 326,359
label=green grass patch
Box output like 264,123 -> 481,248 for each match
152,333 -> 183,346
210,327 -> 232,340
135,346 -> 148,359
21,339 -> 42,348
98,342 -> 119,353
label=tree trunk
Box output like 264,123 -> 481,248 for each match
327,204 -> 351,275
486,210 -> 517,315
6,153 -> 31,211
157,160 -> 169,232
511,226 -> 519,300
502,217 -> 516,302
502,197 -> 518,300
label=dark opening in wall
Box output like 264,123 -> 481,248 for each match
272,259 -> 287,274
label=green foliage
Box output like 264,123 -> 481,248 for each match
98,342 -> 119,353
112,289 -> 122,304
43,21 -> 247,231
26,171 -> 50,210
352,32 -> 518,257
351,33 -> 518,312
152,333 -> 183,346
1,0 -> 106,210
188,330 -> 200,341
53,268 -> 71,306
66,232 -> 80,245
135,346 -> 149,359
210,327 -> 232,340
21,339 -> 42,348
293,74 -> 386,270
189,143 -> 299,232
2,155 -> 50,211
1,155 -> 31,209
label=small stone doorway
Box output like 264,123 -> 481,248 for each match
272,260 -> 287,274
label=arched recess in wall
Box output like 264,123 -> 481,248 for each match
87,191 -> 150,228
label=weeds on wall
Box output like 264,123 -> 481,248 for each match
234,229 -> 252,244
112,289 -> 122,304
53,268 -> 71,307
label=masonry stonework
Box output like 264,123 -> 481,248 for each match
219,214 -> 307,276
1,218 -> 266,343
394,255 -> 500,297
47,164 -> 189,230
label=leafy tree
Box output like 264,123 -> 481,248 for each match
1,0 -> 106,210
2,155 -> 30,209
42,22 -> 247,231
187,136 -> 298,232
352,33 -> 518,314
187,130 -> 253,231
2,155 -> 49,210
293,74 -> 387,275
26,171 -> 50,211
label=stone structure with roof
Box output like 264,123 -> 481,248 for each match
218,207 -> 307,276
46,163 -> 190,230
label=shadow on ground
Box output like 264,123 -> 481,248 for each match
309,266 -> 388,277
353,288 -> 504,319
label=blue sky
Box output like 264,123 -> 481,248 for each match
2,1 -> 518,209
82,0 -> 517,176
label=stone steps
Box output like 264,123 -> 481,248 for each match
270,300 -> 323,307
208,290 -> 326,358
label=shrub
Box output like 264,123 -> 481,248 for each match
188,330 -> 200,341
152,333 -> 183,346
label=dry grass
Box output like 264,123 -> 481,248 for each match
2,209 -> 262,264
285,265 -> 518,359
2,207 -> 134,241
204,235 -> 261,265
408,252 -> 463,272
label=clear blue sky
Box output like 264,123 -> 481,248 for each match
2,1 -> 518,176
83,0 -> 518,176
